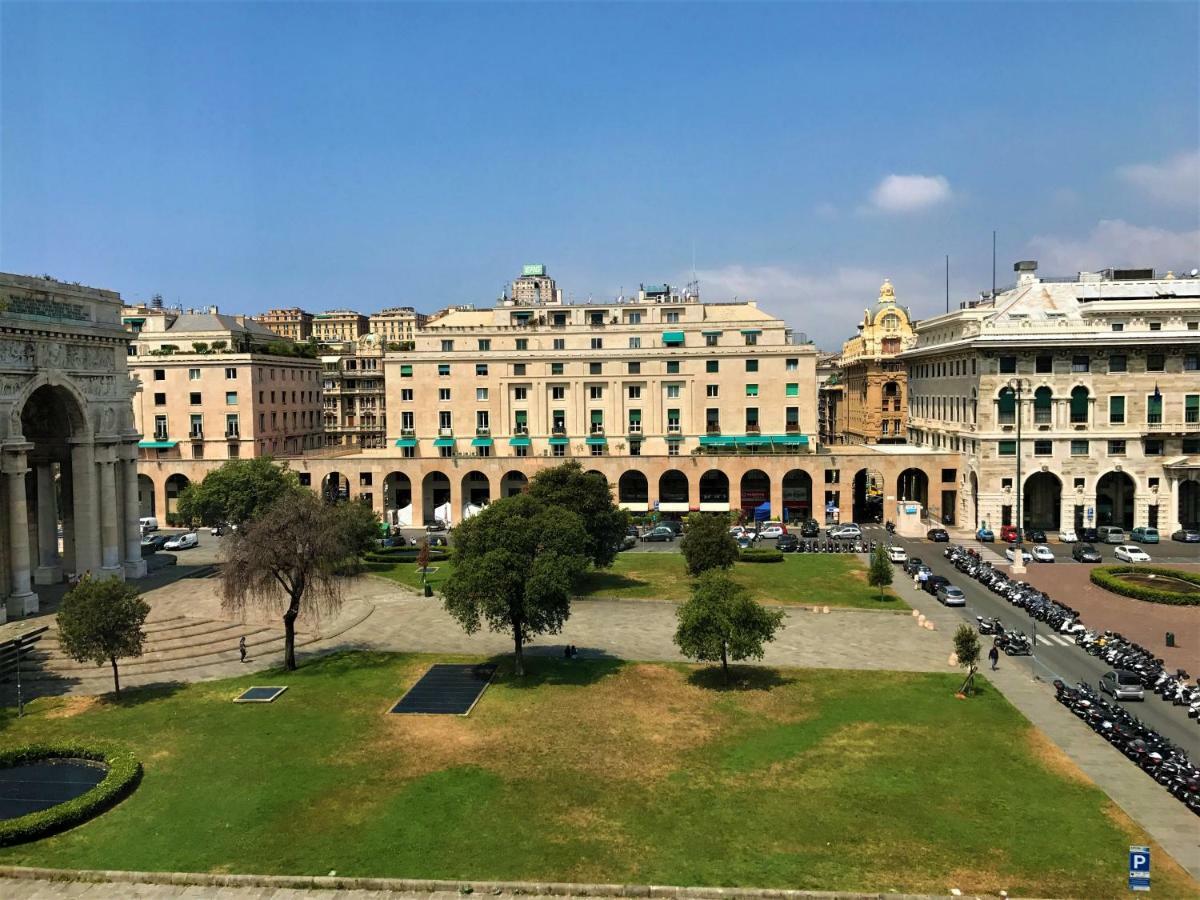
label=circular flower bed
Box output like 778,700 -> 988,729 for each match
1090,565 -> 1200,607
0,743 -> 142,846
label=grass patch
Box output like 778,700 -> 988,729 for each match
1,652 -> 1191,897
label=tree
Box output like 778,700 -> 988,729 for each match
527,461 -> 628,568
416,539 -> 431,589
56,576 -> 150,695
220,490 -> 377,670
679,512 -> 739,576
441,493 -> 589,676
953,624 -> 982,696
178,457 -> 297,528
674,572 -> 786,684
868,544 -> 894,600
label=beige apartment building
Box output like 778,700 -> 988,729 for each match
837,280 -> 915,445
368,307 -> 426,347
313,309 -> 369,344
322,335 -> 387,449
904,262 -> 1200,533
510,264 -> 561,306
255,307 -> 314,342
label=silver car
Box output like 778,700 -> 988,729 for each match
936,584 -> 966,606
1099,669 -> 1144,701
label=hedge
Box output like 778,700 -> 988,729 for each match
740,548 -> 784,563
0,743 -> 142,847
364,547 -> 449,565
1090,565 -> 1200,607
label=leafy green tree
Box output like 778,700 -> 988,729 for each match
177,457 -> 297,528
329,498 -> 382,558
442,493 -> 589,676
953,624 -> 982,696
674,572 -> 786,683
679,512 -> 739,576
220,490 -> 376,670
56,576 -> 151,695
527,461 -> 628,568
868,543 -> 894,600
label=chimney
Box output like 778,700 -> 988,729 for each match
1014,260 -> 1038,286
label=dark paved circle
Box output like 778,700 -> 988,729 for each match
0,760 -> 107,820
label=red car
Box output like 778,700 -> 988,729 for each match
1000,524 -> 1020,543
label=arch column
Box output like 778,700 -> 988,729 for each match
122,444 -> 147,579
97,445 -> 124,580
770,479 -> 784,521
3,445 -> 38,617
34,462 -> 62,585
70,439 -> 101,576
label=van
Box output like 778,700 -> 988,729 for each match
1129,526 -> 1160,544
139,516 -> 159,533
1097,526 -> 1125,544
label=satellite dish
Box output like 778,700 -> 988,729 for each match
1191,269 -> 1198,277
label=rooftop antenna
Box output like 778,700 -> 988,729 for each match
991,230 -> 997,299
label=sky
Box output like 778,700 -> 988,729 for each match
2,1 -> 1198,350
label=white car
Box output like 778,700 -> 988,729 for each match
829,523 -> 862,539
887,546 -> 908,563
759,524 -> 785,539
1058,528 -> 1078,543
1004,545 -> 1033,563
164,532 -> 199,551
1114,544 -> 1151,563
1031,545 -> 1055,563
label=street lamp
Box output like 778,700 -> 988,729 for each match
1008,377 -> 1031,574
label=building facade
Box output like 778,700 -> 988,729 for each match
1,274 -> 145,621
368,307 -> 426,347
837,280 -> 915,445
905,263 -> 1200,533
313,309 -> 369,344
322,335 -> 387,450
510,264 -> 561,306
255,307 -> 314,342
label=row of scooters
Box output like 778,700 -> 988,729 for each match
943,545 -> 1085,634
794,539 -> 878,554
1055,680 -> 1200,816
975,616 -> 1031,656
1076,630 -> 1200,720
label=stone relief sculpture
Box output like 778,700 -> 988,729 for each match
0,340 -> 36,367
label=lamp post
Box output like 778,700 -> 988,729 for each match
1008,377 -> 1031,574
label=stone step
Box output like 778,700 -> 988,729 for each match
29,628 -> 290,672
40,620 -> 273,655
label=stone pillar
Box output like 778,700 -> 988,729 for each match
122,446 -> 147,579
3,447 -> 39,617
60,460 -> 76,575
769,478 -> 784,523
70,440 -> 101,577
34,463 -> 62,585
97,447 -> 124,580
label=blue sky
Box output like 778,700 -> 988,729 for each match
2,1 -> 1198,348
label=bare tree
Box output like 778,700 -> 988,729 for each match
220,490 -> 378,669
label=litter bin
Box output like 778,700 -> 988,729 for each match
424,584 -> 433,598
1165,631 -> 1176,648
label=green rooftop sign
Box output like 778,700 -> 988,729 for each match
522,264 -> 545,277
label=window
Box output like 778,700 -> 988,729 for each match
998,440 -> 1016,457
589,410 -> 604,433
441,340 -> 454,352
225,414 -> 239,437
514,387 -> 527,401
627,312 -> 641,325
189,368 -> 201,380
154,392 -> 167,406
629,441 -> 641,456
551,363 -> 564,375
189,392 -> 201,405
744,332 -> 758,346
745,359 -> 758,373
439,445 -> 454,458
438,410 -> 452,430
515,338 -> 528,351
666,408 -> 680,431
628,409 -> 642,431
666,384 -> 681,399
439,388 -> 451,401
437,364 -> 450,376
1111,322 -> 1124,332
1071,355 -> 1090,373
552,444 -> 566,458
476,364 -> 488,376
476,388 -> 488,401
221,366 -> 236,380
1149,322 -> 1162,332
1186,395 -> 1199,424
1147,393 -> 1162,425
589,386 -> 603,400
513,364 -> 526,376
1144,439 -> 1163,456
400,364 -> 413,378
629,337 -> 641,349
665,311 -> 680,324
513,444 -> 528,458
1069,386 -> 1089,424
999,356 -> 1016,374
1109,354 -> 1127,373
667,441 -> 680,457
478,339 -> 490,351
1184,438 -> 1200,454
591,338 -> 603,350
552,410 -> 565,431
785,383 -> 799,397
1035,355 -> 1052,374
1033,386 -> 1052,424
706,408 -> 720,432
786,358 -> 798,372
628,386 -> 641,399
666,360 -> 680,374
1147,353 -> 1165,372
1185,353 -> 1198,371
1108,439 -> 1126,456
589,443 -> 604,457
825,469 -> 840,484
153,369 -> 166,381
706,360 -> 719,373
745,384 -> 758,397
551,386 -> 565,400
705,334 -> 718,347
1109,396 -> 1125,424
401,411 -> 414,431
1034,440 -> 1052,457
401,445 -> 416,459
476,410 -> 490,431
553,338 -> 565,351
513,410 -> 528,432
628,361 -> 641,375
189,414 -> 203,437
706,384 -> 719,398
997,387 -> 1015,424
401,388 -> 413,401
589,363 -> 602,375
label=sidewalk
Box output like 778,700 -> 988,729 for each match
899,577 -> 1200,882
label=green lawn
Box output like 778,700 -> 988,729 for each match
0,653 -> 1192,897
374,552 -> 907,610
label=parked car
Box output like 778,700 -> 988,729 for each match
1099,669 -> 1144,702
1079,527 -> 1099,542
1000,524 -> 1020,543
936,583 -> 966,606
426,520 -> 448,532
618,534 -> 637,551
210,522 -> 237,536
926,528 -> 949,542
737,534 -> 755,549
1058,528 -> 1078,543
1097,526 -> 1126,544
829,523 -> 861,539
140,533 -> 169,554
164,532 -> 199,551
1031,545 -> 1055,563
776,534 -> 799,552
139,516 -> 159,533
759,523 -> 786,539
976,527 -> 995,542
903,556 -> 924,576
626,525 -> 640,538
887,546 -> 908,563
1114,544 -> 1151,563
728,525 -> 746,538
1027,528 -> 1046,543
1171,528 -> 1200,543
641,526 -> 676,542
1072,543 -> 1103,563
1004,544 -> 1033,563
923,574 -> 950,596
1130,526 -> 1160,544
799,519 -> 820,538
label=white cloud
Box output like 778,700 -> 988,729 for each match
868,174 -> 953,213
1117,150 -> 1200,207
1027,219 -> 1200,275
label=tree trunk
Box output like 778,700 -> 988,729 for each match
513,628 -> 525,677
721,642 -> 729,684
283,592 -> 301,671
110,656 -> 121,695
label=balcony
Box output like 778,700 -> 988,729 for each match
438,426 -> 454,437
190,429 -> 204,440
401,427 -> 415,436
589,425 -> 605,436
154,432 -> 170,443
746,425 -> 761,435
667,423 -> 682,434
706,425 -> 721,435
513,425 -> 529,435
552,425 -> 567,435
225,428 -> 240,439
786,422 -> 801,434
627,424 -> 642,434
476,426 -> 491,436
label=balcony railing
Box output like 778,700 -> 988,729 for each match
154,431 -> 170,442
552,425 -> 567,435
627,424 -> 642,434
786,423 -> 801,433
401,427 -> 415,436
746,425 -> 761,434
590,425 -> 605,435
513,425 -> 529,434
667,423 -> 681,433
706,425 -> 721,434
190,429 -> 204,440
476,426 -> 491,436
225,428 -> 240,439
438,426 -> 454,436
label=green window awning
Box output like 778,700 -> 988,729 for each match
662,331 -> 685,345
628,409 -> 642,423
509,436 -> 531,447
433,437 -> 456,448
394,438 -> 417,447
746,384 -> 759,397
585,436 -> 607,446
701,330 -> 722,336
785,383 -> 799,397
590,410 -> 604,424
471,437 -> 493,447
549,436 -> 569,446
514,410 -> 528,424
400,364 -> 413,376
699,435 -> 734,446
665,433 -> 684,442
138,440 -> 178,449
779,435 -> 810,445
513,310 -> 532,318
736,435 -> 768,447
740,329 -> 762,335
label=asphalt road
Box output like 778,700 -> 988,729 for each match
972,535 -> 1200,566
875,525 -> 1200,758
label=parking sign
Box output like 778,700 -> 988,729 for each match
1129,845 -> 1150,892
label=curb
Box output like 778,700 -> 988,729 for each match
0,866 -> 994,899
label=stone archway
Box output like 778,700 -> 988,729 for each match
138,474 -> 156,517
383,471 -> 413,526
852,468 -> 883,523
461,470 -> 490,519
1097,471 -> 1135,530
699,470 -> 730,510
321,471 -> 348,503
501,470 -> 528,498
783,470 -> 812,522
1024,472 -> 1062,530
740,469 -> 770,520
422,472 -> 451,525
658,470 -> 689,514
1180,481 -> 1200,529
969,471 -> 980,528
897,468 -> 928,509
618,470 -> 649,509
164,473 -> 191,517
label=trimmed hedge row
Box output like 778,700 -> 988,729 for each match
364,546 -> 449,565
0,743 -> 142,847
1090,565 -> 1200,607
740,548 -> 784,564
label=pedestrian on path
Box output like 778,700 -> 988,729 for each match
988,645 -> 999,671
239,635 -> 247,663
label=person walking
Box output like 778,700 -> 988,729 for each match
239,635 -> 247,663
988,645 -> 1000,671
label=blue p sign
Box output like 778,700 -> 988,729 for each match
1129,845 -> 1150,892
